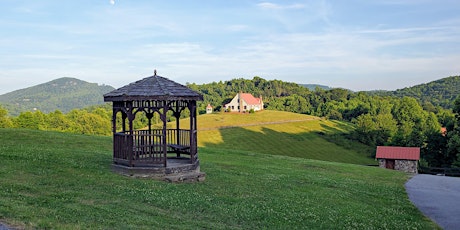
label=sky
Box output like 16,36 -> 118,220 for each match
1,0 -> 460,94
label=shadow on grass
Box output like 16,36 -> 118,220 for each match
319,123 -> 375,159
201,122 -> 375,165
318,120 -> 353,133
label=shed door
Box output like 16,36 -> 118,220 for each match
386,159 -> 395,169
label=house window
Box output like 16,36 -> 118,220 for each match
231,106 -> 234,110
244,106 -> 247,110
238,106 -> 240,110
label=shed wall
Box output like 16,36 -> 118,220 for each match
378,159 -> 418,174
395,160 -> 418,174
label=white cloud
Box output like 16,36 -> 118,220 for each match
2,20 -> 459,93
91,25 -> 456,90
257,2 -> 306,10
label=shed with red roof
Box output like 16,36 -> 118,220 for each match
376,146 -> 420,173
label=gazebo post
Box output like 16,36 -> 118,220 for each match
162,102 -> 168,167
111,108 -> 118,161
121,111 -> 127,133
111,109 -> 117,133
126,102 -> 135,167
175,101 -> 181,157
146,112 -> 153,133
189,100 -> 197,163
176,102 -> 180,143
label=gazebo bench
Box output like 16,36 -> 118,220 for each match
168,144 -> 191,156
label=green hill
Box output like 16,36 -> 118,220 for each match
0,128 -> 436,229
371,75 -> 460,109
192,110 -> 375,165
0,77 -> 114,116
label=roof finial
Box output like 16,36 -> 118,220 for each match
154,69 -> 157,76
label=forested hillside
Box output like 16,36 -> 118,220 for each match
188,76 -> 460,168
371,75 -> 460,109
0,77 -> 114,115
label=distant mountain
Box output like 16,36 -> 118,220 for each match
370,75 -> 460,109
0,77 -> 115,115
300,84 -> 332,91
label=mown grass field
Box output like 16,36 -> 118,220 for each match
194,110 -> 375,165
0,128 -> 437,229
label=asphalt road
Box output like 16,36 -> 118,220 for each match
0,223 -> 11,230
405,174 -> 460,230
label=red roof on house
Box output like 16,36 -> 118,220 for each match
241,93 -> 261,105
375,146 -> 420,160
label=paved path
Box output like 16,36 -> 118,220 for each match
0,223 -> 11,230
405,174 -> 460,230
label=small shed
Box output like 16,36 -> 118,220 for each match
103,71 -> 205,182
376,146 -> 420,174
206,104 -> 213,114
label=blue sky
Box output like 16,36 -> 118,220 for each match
1,0 -> 459,94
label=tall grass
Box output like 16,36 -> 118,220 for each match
0,129 -> 437,229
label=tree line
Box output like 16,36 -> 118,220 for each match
0,104 -> 112,136
0,104 -> 177,136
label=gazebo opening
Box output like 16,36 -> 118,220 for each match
103,71 -> 205,182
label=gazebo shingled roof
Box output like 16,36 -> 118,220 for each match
104,74 -> 203,101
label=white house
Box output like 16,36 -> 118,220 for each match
224,92 -> 264,112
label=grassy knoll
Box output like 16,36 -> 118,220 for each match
195,110 -> 375,165
0,129 -> 437,229
195,110 -> 321,130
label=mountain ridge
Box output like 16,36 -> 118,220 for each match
368,75 -> 460,109
299,84 -> 332,91
0,77 -> 115,115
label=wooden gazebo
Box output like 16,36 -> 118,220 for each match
103,71 -> 205,182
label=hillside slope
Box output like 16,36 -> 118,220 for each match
181,110 -> 376,165
0,128 -> 436,229
0,77 -> 114,115
372,75 -> 460,109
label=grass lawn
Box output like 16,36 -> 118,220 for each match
0,128 -> 437,229
196,111 -> 376,165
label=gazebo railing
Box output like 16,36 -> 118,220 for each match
113,129 -> 194,167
